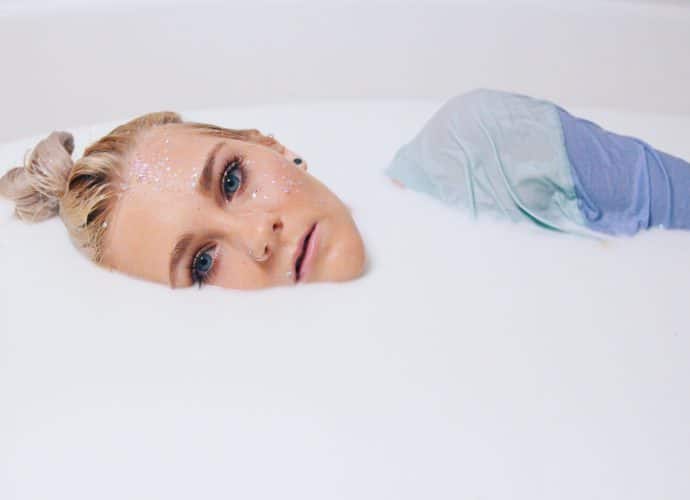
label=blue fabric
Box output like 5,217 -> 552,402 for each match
557,107 -> 690,235
385,88 -> 690,238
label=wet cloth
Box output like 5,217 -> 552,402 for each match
556,106 -> 690,235
385,88 -> 690,236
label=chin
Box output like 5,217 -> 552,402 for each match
321,231 -> 366,283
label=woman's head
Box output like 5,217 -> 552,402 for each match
0,112 -> 366,289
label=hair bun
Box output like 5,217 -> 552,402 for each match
0,131 -> 75,222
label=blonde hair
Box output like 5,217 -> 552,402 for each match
0,112 -> 285,262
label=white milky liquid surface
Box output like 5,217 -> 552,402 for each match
1,99 -> 689,500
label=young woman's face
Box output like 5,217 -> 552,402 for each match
102,124 -> 366,289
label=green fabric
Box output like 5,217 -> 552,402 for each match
386,89 -> 599,237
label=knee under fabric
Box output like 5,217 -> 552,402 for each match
385,88 -> 690,236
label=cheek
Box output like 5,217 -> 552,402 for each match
214,252 -> 269,290
243,162 -> 307,206
247,163 -> 343,214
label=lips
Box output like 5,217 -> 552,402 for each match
293,223 -> 317,282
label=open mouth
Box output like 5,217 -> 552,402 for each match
295,223 -> 317,282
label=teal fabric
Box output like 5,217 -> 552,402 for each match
385,89 -> 597,236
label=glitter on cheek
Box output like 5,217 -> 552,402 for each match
278,175 -> 303,194
189,169 -> 200,189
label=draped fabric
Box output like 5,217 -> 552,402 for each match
385,89 -> 690,237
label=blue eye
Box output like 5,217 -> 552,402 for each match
222,159 -> 244,200
191,246 -> 216,285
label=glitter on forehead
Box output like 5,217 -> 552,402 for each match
126,133 -> 204,193
131,157 -> 153,182
124,134 -> 309,202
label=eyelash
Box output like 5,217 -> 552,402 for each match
190,244 -> 219,287
190,154 -> 248,287
220,154 -> 247,202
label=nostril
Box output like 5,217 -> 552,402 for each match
252,244 -> 271,262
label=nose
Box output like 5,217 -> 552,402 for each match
243,214 -> 283,263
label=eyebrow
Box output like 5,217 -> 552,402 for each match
199,141 -> 225,193
168,141 -> 226,288
169,233 -> 194,288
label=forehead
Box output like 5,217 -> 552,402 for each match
102,125 -> 218,282
130,124 -> 211,177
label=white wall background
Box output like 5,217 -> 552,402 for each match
1,0 -> 689,141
